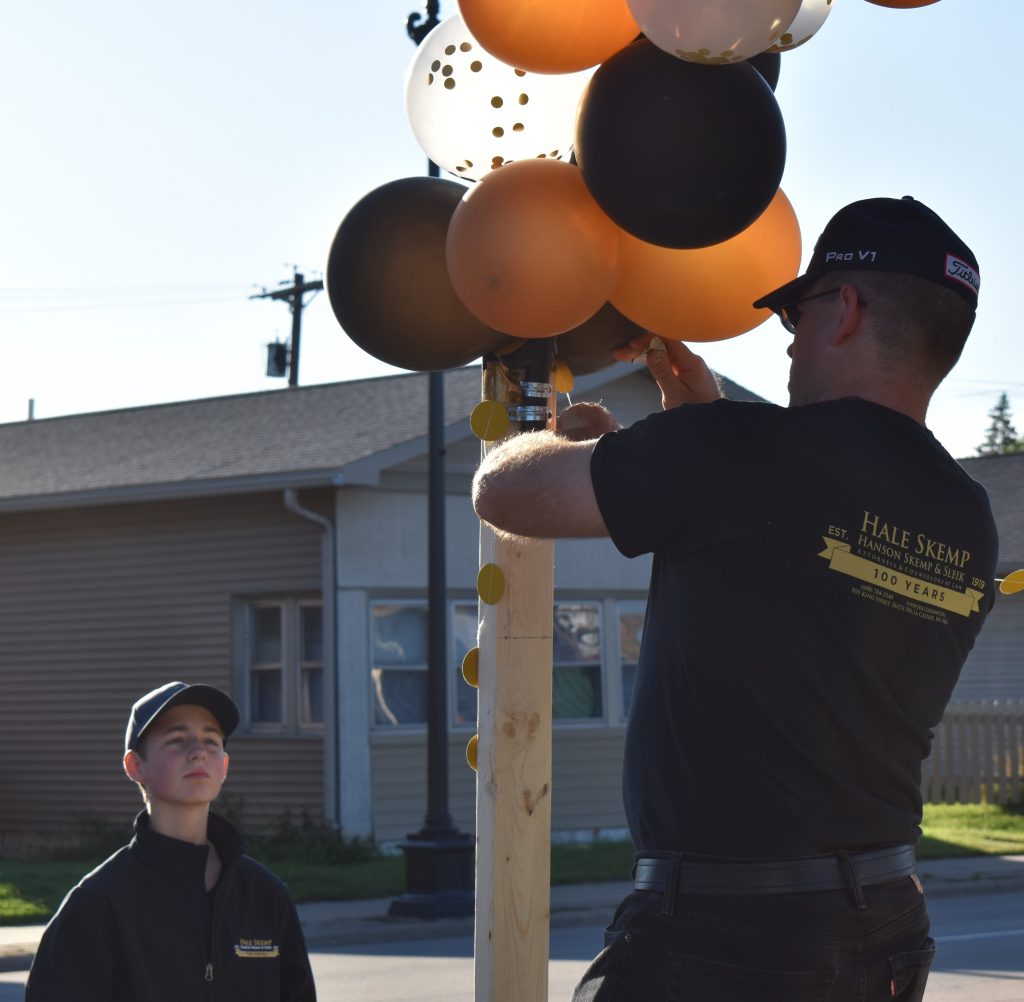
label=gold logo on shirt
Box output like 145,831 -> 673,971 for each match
818,538 -> 984,618
234,937 -> 280,958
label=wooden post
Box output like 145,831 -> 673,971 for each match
471,346 -> 556,1002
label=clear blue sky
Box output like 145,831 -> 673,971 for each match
2,0 -> 1021,458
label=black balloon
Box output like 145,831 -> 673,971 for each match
555,302 -> 646,376
325,177 -> 509,371
576,40 -> 786,250
748,51 -> 781,92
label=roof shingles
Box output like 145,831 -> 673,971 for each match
0,370 -> 482,502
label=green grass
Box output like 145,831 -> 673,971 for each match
2,802 -> 1021,926
0,860 -> 104,925
918,801 -> 1024,858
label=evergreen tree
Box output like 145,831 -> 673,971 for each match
976,392 -> 1024,455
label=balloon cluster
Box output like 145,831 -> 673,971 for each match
326,0 -> 939,373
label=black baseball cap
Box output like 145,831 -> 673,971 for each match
125,681 -> 239,753
753,195 -> 980,313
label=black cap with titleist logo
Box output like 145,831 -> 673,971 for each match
125,681 -> 240,754
753,195 -> 980,313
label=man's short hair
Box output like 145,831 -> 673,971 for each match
825,269 -> 975,381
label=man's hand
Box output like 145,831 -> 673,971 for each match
612,334 -> 723,410
557,402 -> 621,441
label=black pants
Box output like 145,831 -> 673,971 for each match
571,876 -> 934,1001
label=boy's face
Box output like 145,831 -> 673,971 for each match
124,703 -> 229,808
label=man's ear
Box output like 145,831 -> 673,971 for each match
124,750 -> 144,784
220,753 -> 230,784
829,284 -> 865,347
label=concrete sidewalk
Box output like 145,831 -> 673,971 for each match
3,854 -> 1022,972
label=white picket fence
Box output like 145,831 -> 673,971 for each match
921,700 -> 1024,804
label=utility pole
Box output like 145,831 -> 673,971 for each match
251,269 -> 324,387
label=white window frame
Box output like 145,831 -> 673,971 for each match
238,596 -> 324,736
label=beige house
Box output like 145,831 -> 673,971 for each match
0,366 -> 1020,852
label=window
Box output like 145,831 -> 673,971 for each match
371,603 -> 429,726
552,602 -> 602,720
370,598 -> 609,728
618,601 -> 646,720
244,598 -> 323,732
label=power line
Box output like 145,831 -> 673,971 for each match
0,282 -> 256,314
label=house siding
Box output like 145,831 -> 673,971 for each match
0,491 -> 328,848
952,593 -> 1024,701
370,727 -> 628,844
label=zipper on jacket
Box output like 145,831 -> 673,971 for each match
205,962 -> 214,982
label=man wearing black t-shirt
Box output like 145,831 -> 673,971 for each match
472,197 -> 998,1002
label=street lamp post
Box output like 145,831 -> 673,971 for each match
389,0 -> 475,920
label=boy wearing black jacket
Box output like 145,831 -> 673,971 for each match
26,681 -> 317,1001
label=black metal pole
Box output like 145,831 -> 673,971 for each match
424,365 -> 453,833
389,1 -> 474,919
424,150 -> 451,832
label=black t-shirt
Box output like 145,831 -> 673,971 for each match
591,398 -> 998,858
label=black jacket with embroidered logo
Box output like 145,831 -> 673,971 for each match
25,811 -> 316,1001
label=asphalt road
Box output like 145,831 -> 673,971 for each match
0,890 -> 1020,1000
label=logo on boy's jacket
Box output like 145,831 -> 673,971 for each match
234,937 -> 280,958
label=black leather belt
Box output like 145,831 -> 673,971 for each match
633,845 -> 917,897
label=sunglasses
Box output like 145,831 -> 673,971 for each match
776,288 -> 842,334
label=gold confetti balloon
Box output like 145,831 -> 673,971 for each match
404,14 -> 592,182
627,0 -> 802,64
766,0 -> 835,53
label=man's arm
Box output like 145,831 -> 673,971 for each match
472,340 -> 722,540
472,403 -> 618,540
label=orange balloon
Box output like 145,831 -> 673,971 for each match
446,159 -> 622,338
865,1 -> 939,7
458,0 -> 640,74
609,188 -> 801,342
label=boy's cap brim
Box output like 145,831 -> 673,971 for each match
125,682 -> 239,753
753,195 -> 980,313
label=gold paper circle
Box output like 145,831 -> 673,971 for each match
466,733 -> 479,772
477,563 -> 506,605
462,647 -> 480,687
470,400 -> 510,442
